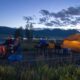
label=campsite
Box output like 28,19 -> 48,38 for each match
1,0 -> 80,80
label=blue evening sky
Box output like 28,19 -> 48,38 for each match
0,0 -> 80,28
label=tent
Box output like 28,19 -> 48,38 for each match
8,54 -> 23,62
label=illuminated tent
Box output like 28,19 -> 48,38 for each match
48,41 -> 55,49
61,34 -> 80,52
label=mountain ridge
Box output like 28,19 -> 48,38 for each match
0,26 -> 79,38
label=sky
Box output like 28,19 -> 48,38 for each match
0,0 -> 80,29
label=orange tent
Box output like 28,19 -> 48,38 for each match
61,34 -> 80,52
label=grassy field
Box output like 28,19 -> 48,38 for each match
0,64 -> 79,80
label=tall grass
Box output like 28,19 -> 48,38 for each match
0,64 -> 79,80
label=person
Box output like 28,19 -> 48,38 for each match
4,37 -> 13,45
4,36 -> 14,54
14,37 -> 21,53
7,37 -> 23,62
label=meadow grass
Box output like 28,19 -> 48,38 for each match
0,64 -> 79,80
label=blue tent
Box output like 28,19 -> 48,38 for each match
39,40 -> 48,45
8,54 -> 23,62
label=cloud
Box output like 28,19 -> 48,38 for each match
40,10 -> 50,16
67,7 -> 80,15
39,17 -> 47,23
50,20 -> 62,26
50,7 -> 80,18
45,22 -> 53,26
24,6 -> 80,28
39,6 -> 80,27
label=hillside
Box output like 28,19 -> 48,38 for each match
0,26 -> 16,37
33,29 -> 80,39
0,26 -> 79,38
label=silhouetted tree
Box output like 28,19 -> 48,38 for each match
24,16 -> 33,40
25,23 -> 33,40
14,27 -> 23,40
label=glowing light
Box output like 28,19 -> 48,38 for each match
62,40 -> 80,52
